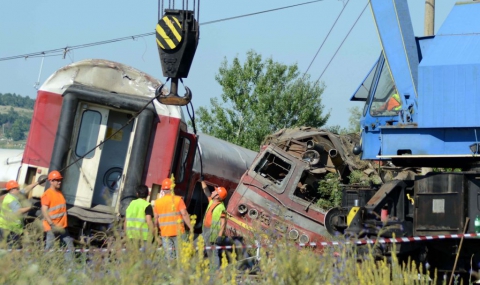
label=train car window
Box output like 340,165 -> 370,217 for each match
293,171 -> 322,206
174,137 -> 191,183
75,110 -> 102,159
253,151 -> 291,191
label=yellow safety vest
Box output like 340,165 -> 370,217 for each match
125,199 -> 151,241
0,193 -> 23,234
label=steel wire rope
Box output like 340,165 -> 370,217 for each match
314,1 -> 369,86
303,0 -> 350,78
182,78 -> 206,225
0,0 -> 322,62
181,78 -> 203,179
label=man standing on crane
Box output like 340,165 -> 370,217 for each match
41,170 -> 74,257
124,185 -> 155,249
201,179 -> 228,268
154,177 -> 192,260
0,179 -> 43,247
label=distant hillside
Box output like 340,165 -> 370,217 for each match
0,92 -> 35,109
0,93 -> 35,143
0,105 -> 33,117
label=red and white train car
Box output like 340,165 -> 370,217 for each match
10,59 -> 256,237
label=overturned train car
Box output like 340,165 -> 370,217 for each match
13,59 -> 257,239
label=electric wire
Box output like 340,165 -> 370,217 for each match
0,0 -> 322,62
199,0 -> 322,25
314,1 -> 368,86
303,0 -> 350,78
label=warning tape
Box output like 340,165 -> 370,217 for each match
2,233 -> 478,253
310,232 -> 480,247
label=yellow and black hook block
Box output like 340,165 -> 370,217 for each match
156,9 -> 199,106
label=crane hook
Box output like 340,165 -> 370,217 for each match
156,78 -> 192,106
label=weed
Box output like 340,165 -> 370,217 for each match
0,217 -> 438,285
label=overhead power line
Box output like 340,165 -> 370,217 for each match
0,0 -> 323,62
303,0 -> 350,78
314,1 -> 369,86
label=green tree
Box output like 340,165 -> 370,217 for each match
6,120 -> 25,140
196,50 -> 330,151
0,92 -> 35,108
347,106 -> 362,133
325,125 -> 347,135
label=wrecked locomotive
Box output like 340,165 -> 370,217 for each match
225,127 -> 380,246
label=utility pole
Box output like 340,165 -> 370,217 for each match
422,0 -> 435,176
424,0 -> 435,36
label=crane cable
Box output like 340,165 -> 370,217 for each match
314,1 -> 369,86
303,0 -> 350,78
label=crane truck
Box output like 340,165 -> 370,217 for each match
331,0 -> 480,278
225,0 -> 480,279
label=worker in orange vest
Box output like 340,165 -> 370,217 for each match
154,177 -> 192,260
41,170 -> 74,257
375,93 -> 402,114
201,180 -> 228,268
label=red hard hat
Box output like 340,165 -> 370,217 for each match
48,170 -> 63,181
161,178 -> 172,190
6,180 -> 19,191
215,187 -> 228,201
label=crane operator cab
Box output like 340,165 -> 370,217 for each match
371,87 -> 402,116
350,54 -> 406,159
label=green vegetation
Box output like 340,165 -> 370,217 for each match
0,219 -> 438,285
0,92 -> 35,109
325,106 -> 362,135
0,92 -> 34,145
315,170 -> 382,209
348,169 -> 382,186
196,50 -> 329,151
316,172 -> 343,209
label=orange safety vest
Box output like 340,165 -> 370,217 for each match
154,194 -> 185,237
386,94 -> 401,111
41,188 -> 68,232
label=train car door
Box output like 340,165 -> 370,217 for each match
62,104 -> 133,208
172,131 -> 197,199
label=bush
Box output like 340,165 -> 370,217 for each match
316,173 -> 343,209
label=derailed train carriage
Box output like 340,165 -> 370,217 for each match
7,59 -> 257,240
225,127 -> 377,247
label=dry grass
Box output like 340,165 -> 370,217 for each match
0,215 -> 446,285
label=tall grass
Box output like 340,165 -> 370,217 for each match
0,219 -> 441,285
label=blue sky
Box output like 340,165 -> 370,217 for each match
0,0 -> 460,128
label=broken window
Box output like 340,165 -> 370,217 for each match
253,151 -> 291,187
293,171 -> 342,210
293,171 -> 321,204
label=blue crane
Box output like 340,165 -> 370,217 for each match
351,0 -> 480,168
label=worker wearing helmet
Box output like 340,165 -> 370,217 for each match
124,185 -> 155,248
153,177 -> 192,260
0,179 -> 43,247
201,179 -> 228,268
41,170 -> 74,256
